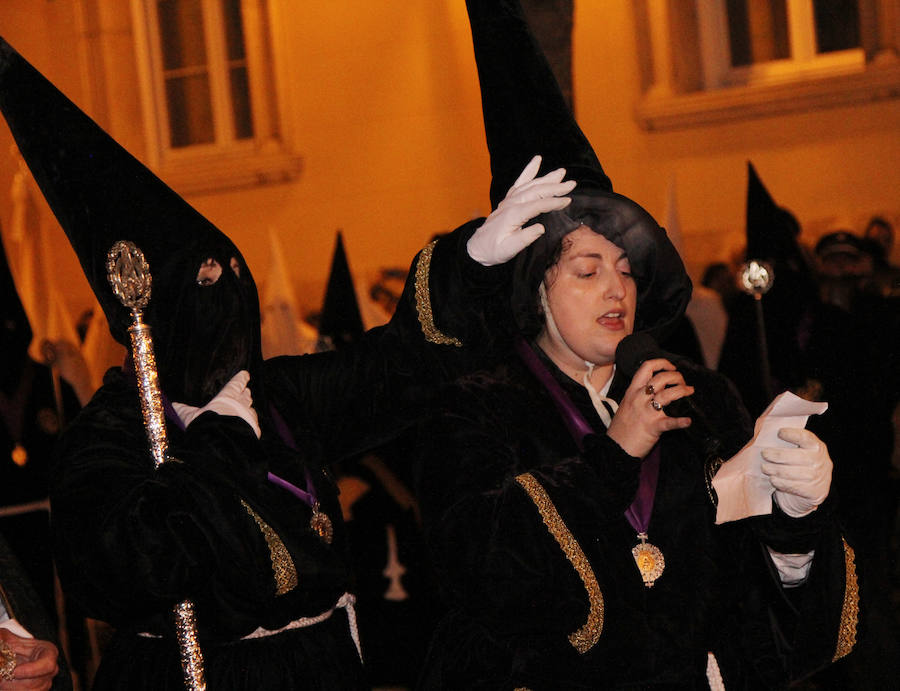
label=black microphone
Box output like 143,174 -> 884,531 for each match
615,333 -> 723,460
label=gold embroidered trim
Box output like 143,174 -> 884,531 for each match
832,536 -> 859,661
515,472 -> 604,653
414,240 -> 463,346
241,500 -> 298,595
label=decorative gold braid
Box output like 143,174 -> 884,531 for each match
241,500 -> 298,595
414,240 -> 462,346
832,537 -> 859,661
515,473 -> 604,653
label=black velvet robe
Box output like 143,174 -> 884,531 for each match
414,349 -> 856,690
49,227 -> 494,690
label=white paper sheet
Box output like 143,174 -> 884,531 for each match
712,391 -> 828,524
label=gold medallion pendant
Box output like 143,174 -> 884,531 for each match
309,502 -> 334,544
631,532 -> 665,587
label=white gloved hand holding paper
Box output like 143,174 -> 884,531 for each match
712,391 -> 828,524
467,154 -> 576,266
763,427 -> 832,517
172,369 -> 261,439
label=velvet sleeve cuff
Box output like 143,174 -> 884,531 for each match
748,494 -> 837,554
174,410 -> 267,485
399,220 -> 514,347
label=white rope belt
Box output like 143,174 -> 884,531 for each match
242,592 -> 361,660
138,592 -> 362,661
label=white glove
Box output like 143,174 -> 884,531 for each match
467,154 -> 576,266
761,427 -> 832,517
172,370 -> 261,439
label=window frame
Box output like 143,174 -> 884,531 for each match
634,0 -> 900,131
698,0 -> 865,89
130,0 -> 301,192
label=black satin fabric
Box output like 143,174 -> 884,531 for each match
414,348 -> 851,689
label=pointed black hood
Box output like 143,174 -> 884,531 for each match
318,231 -> 364,350
718,163 -> 820,414
466,0 -> 690,342
745,162 -> 808,273
0,227 -> 32,389
467,0 -> 612,209
0,37 -> 260,405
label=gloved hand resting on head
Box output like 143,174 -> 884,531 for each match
761,427 -> 832,517
172,370 -> 260,439
467,154 -> 576,266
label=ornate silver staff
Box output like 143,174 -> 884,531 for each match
106,240 -> 206,690
739,259 -> 775,402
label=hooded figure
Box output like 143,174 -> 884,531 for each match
464,0 -> 690,352
0,34 -> 512,689
0,39 -> 259,410
411,2 -> 855,689
317,231 -> 365,351
718,162 -> 819,416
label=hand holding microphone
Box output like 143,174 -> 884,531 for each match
609,333 -> 722,460
607,355 -> 693,459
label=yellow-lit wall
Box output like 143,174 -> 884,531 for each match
1,0 -> 898,322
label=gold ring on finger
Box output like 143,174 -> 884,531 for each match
0,641 -> 16,681
644,383 -> 655,396
649,399 -> 663,411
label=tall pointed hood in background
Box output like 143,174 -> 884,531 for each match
318,231 -> 364,350
261,227 -> 318,358
7,162 -> 83,362
742,161 -> 818,309
466,0 -> 611,209
465,0 -> 690,343
719,163 -> 819,414
744,162 -> 808,274
0,227 -> 32,390
0,37 -> 261,405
